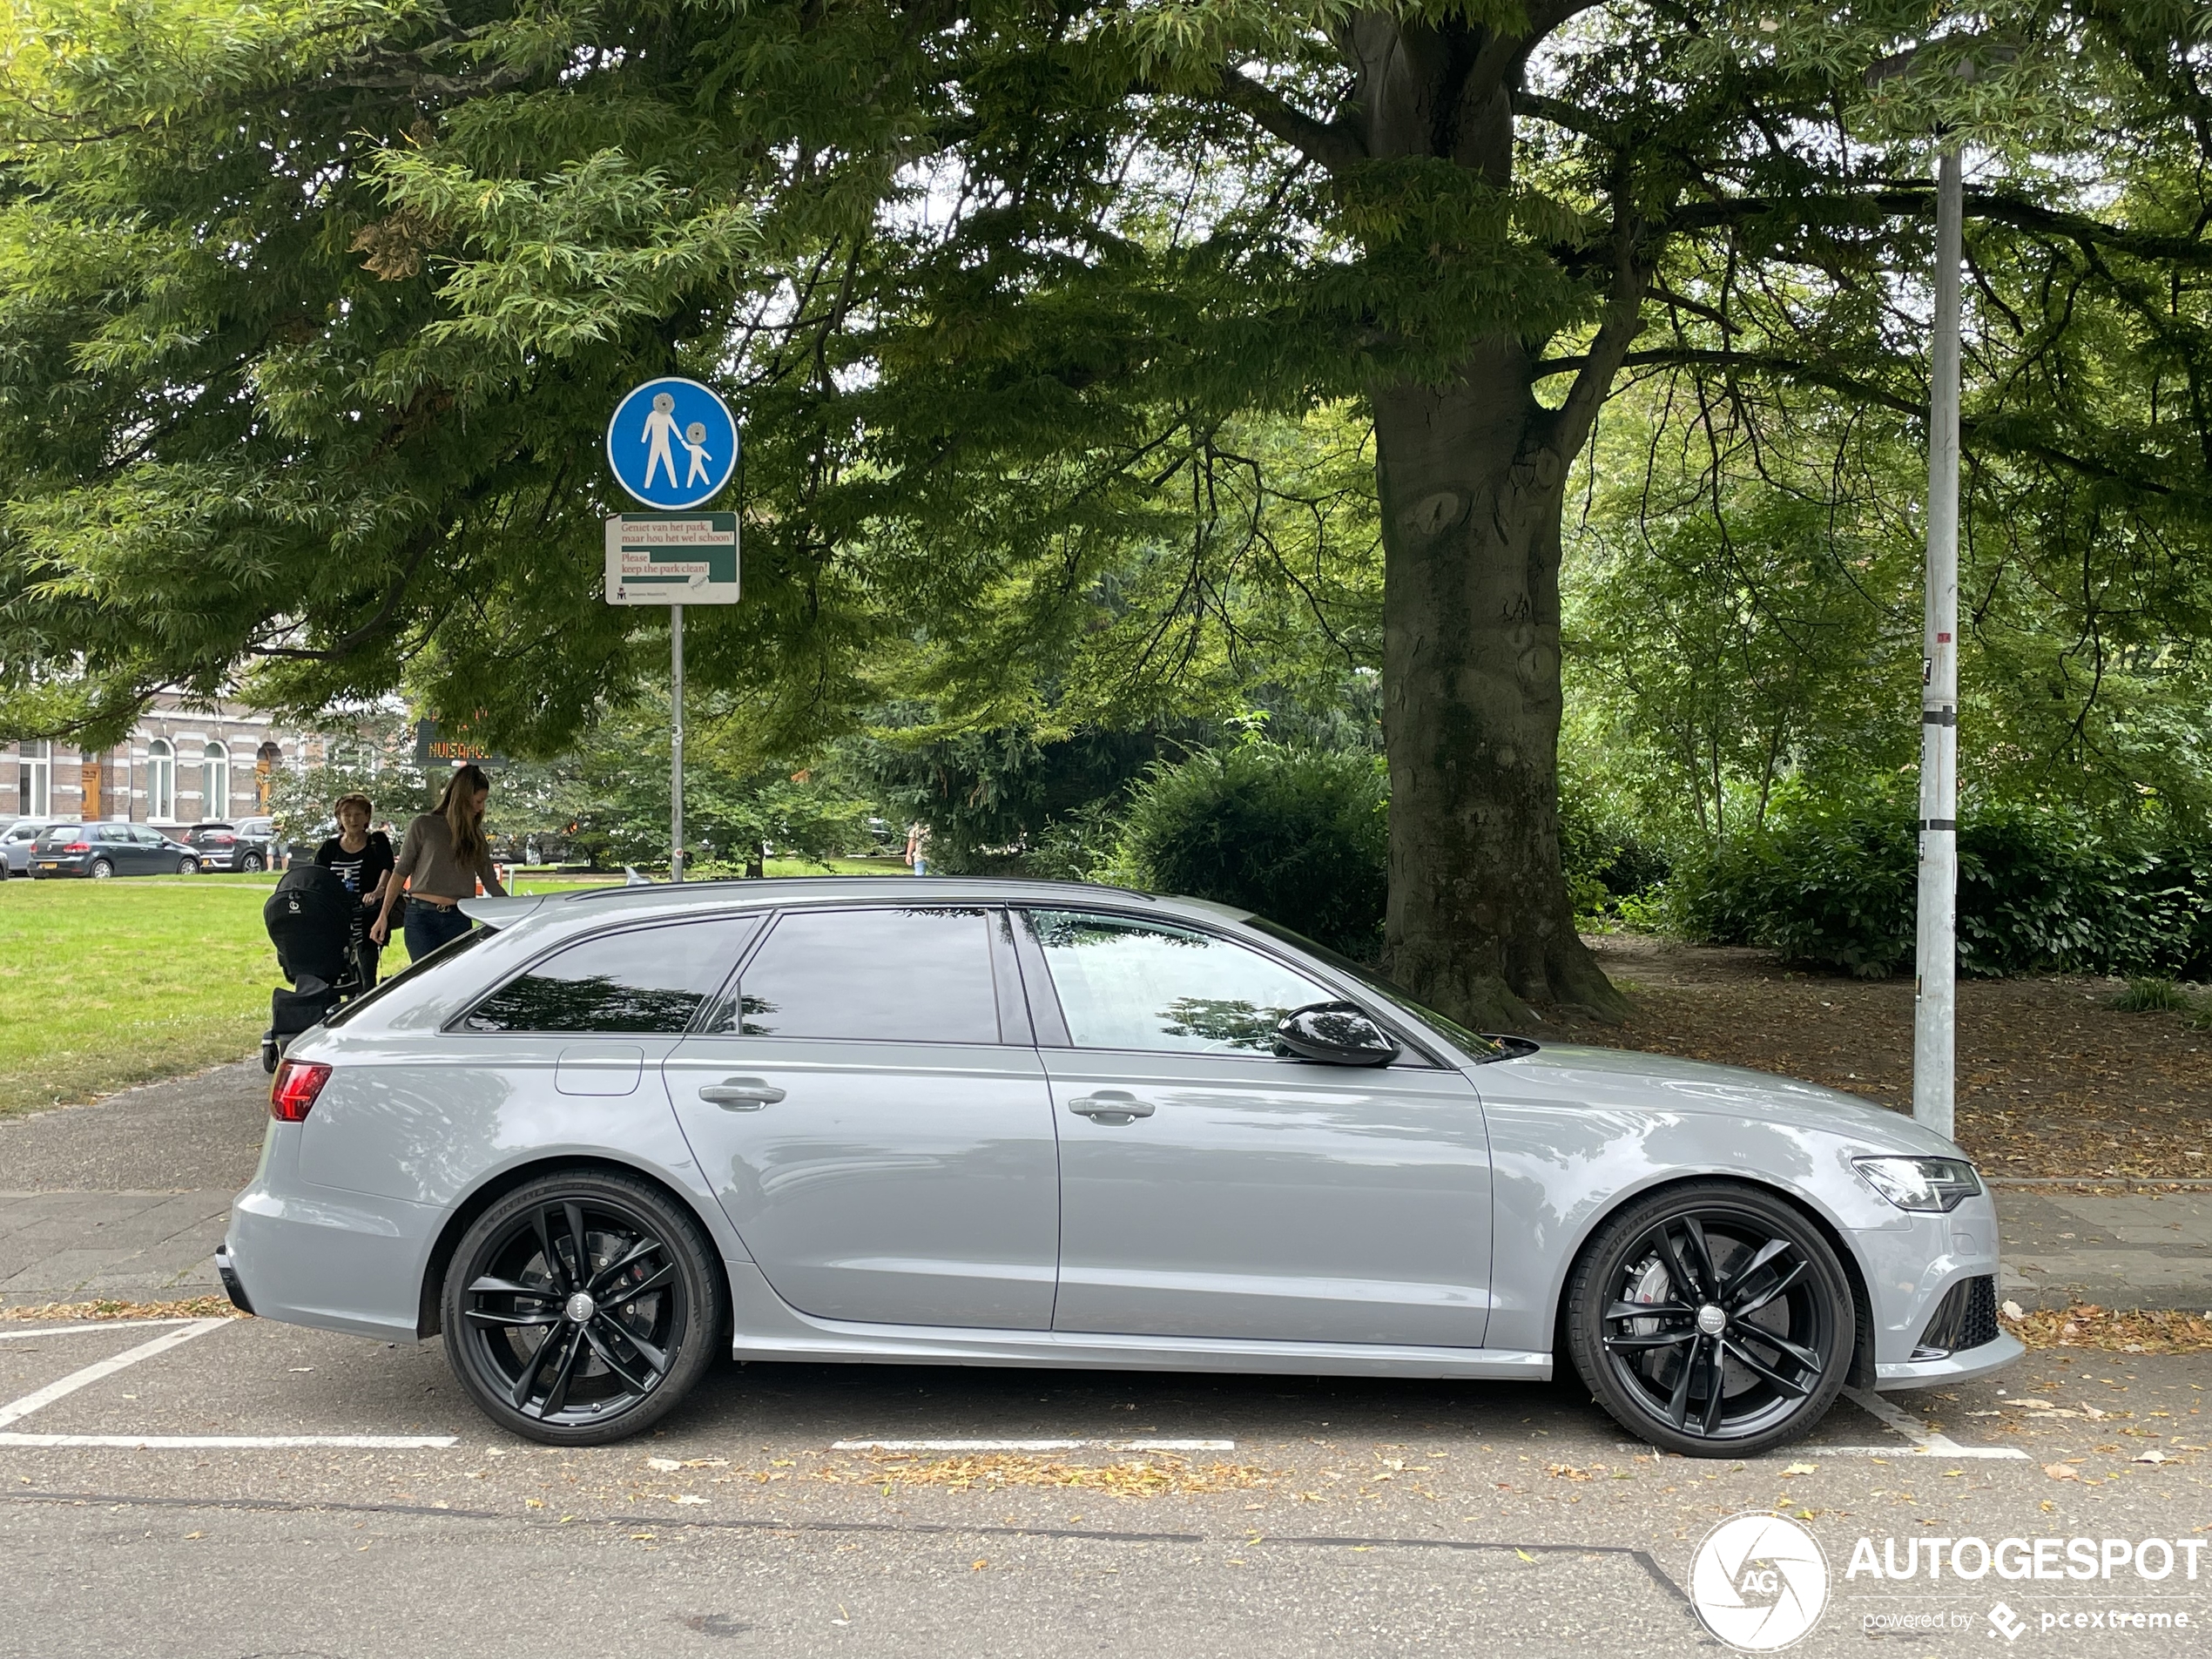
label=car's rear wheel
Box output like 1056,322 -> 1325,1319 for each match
1566,1181 -> 1852,1459
239,853 -> 264,873
441,1170 -> 722,1446
88,858 -> 113,880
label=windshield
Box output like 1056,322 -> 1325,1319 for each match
1243,918 -> 1507,1061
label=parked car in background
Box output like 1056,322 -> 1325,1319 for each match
2,818 -> 58,875
30,822 -> 200,879
184,819 -> 278,873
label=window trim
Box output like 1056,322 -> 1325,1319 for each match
1013,904 -> 1447,1068
442,913 -> 765,1038
693,902 -> 1023,1049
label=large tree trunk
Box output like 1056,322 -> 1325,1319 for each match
1372,343 -> 1631,1031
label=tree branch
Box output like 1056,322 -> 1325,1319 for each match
1213,65 -> 1366,173
249,523 -> 443,663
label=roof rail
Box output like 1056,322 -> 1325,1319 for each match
556,874 -> 1158,904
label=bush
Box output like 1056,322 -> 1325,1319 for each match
1669,794 -> 2212,979
1559,771 -> 1671,920
1114,744 -> 1388,961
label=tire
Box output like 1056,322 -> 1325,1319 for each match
240,853 -> 265,873
1565,1180 -> 1853,1459
179,855 -> 199,874
88,858 -> 114,880
441,1170 -> 723,1446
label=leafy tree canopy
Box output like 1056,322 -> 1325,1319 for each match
0,0 -> 2207,1022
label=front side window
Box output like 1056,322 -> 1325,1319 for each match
462,919 -> 754,1035
1024,910 -> 1333,1055
716,907 -> 1001,1043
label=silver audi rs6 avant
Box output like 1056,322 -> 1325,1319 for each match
219,878 -> 2020,1456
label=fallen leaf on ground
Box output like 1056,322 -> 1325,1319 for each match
2002,1304 -> 2212,1354
2044,1463 -> 2081,1481
1781,1461 -> 1817,1476
0,1296 -> 243,1322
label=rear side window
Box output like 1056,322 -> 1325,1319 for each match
462,918 -> 757,1035
712,907 -> 1001,1043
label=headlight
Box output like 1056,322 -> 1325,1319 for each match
1853,1156 -> 1983,1213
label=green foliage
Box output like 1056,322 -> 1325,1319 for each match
1113,743 -> 1388,961
2114,977 -> 2197,1014
1671,793 -> 2212,980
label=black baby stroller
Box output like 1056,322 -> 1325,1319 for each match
260,863 -> 368,1072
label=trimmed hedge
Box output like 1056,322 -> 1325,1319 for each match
1672,799 -> 2212,979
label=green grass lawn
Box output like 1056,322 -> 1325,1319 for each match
0,858 -> 902,1118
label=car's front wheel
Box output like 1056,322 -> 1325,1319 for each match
441,1170 -> 723,1446
178,855 -> 199,874
1566,1181 -> 1853,1459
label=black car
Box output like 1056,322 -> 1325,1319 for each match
183,818 -> 278,873
30,822 -> 201,879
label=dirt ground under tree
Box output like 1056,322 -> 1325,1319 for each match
1561,934 -> 2210,1180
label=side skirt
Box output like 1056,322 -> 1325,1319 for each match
720,1261 -> 1550,1382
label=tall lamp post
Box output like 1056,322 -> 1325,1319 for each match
1913,145 -> 1963,1142
1868,42 -> 1972,1142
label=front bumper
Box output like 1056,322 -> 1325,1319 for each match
1877,1331 -> 2025,1387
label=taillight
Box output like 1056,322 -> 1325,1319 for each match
270,1060 -> 332,1123
63,840 -> 89,853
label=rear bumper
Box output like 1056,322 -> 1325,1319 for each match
212,1242 -> 255,1316
226,1175 -> 437,1343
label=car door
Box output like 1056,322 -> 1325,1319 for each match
1020,907 -> 1494,1349
663,903 -> 1059,1331
90,824 -> 132,872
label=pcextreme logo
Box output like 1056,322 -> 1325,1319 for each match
1691,1513 -> 1831,1651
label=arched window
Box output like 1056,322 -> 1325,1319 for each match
145,738 -> 175,821
19,741 -> 49,816
203,743 -> 230,819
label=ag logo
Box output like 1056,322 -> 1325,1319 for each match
1690,1512 -> 1830,1651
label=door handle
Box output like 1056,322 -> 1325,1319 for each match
1068,1091 -> 1156,1124
698,1077 -> 786,1111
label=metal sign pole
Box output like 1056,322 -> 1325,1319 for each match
670,604 -> 685,883
1912,144 -> 1963,1140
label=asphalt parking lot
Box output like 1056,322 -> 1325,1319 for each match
3,1067 -> 2210,1656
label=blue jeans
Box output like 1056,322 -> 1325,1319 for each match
402,899 -> 473,964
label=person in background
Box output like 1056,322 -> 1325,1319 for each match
314,792 -> 394,987
369,764 -> 505,962
905,821 -> 930,877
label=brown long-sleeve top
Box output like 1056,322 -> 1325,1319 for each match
392,813 -> 506,902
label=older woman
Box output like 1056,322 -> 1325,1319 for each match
369,764 -> 505,963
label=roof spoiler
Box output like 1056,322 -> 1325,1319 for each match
459,895 -> 545,929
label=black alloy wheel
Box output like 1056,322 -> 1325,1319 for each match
240,853 -> 264,873
1566,1181 -> 1853,1458
442,1170 -> 723,1445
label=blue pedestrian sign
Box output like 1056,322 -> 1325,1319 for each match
605,377 -> 739,510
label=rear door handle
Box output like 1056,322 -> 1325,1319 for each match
1068,1091 -> 1156,1124
698,1077 -> 786,1110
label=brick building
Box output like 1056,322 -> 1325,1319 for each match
7,697 -> 334,826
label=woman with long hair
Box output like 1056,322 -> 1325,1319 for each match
369,763 -> 505,963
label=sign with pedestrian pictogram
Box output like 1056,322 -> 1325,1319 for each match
604,377 -> 738,509
604,513 -> 739,605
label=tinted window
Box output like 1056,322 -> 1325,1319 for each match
95,826 -> 130,844
718,907 -> 1000,1043
463,920 -> 753,1034
1025,910 -> 1332,1055
1244,917 -> 1504,1059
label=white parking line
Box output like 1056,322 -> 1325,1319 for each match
832,1439 -> 1236,1453
1828,1386 -> 2032,1460
0,1318 -> 231,1430
0,1319 -> 206,1342
0,1433 -> 458,1449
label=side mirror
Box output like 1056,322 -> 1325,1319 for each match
1275,1001 -> 1399,1068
